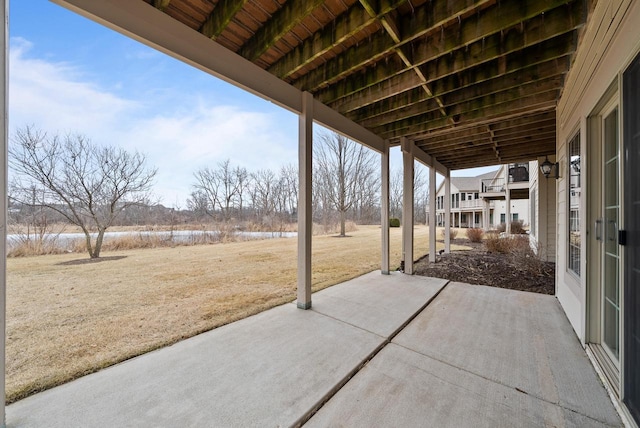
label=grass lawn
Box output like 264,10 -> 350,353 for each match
6,224 -> 464,403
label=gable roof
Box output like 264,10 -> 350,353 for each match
436,169 -> 499,195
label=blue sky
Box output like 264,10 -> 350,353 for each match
9,1 -> 495,205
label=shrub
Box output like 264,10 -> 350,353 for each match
440,228 -> 458,240
466,228 -> 484,243
510,220 -> 526,234
496,223 -> 506,233
389,218 -> 400,227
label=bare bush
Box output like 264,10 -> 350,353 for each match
440,228 -> 458,240
466,228 -> 484,243
510,220 -> 526,234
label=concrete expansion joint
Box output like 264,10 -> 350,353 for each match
296,281 -> 450,427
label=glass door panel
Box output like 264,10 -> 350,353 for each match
602,107 -> 620,361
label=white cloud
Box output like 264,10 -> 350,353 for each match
9,38 -> 137,136
8,38 -> 298,204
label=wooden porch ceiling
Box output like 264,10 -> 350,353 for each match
144,0 -> 589,170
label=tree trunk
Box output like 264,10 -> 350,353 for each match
93,228 -> 106,258
82,229 -> 96,259
340,210 -> 346,237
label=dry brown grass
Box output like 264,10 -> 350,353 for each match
7,225 -> 464,403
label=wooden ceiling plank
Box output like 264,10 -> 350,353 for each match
420,127 -> 557,154
359,76 -> 562,130
292,0 -> 500,92
430,133 -> 555,159
409,110 -> 556,142
300,0 -> 581,96
267,5 -> 382,79
238,0 -> 326,62
153,0 -> 171,12
417,116 -> 555,148
375,94 -> 558,140
325,29 -> 576,113
349,58 -> 568,126
201,0 -> 251,41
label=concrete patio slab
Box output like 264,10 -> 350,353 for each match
310,271 -> 448,337
7,271 -> 446,428
306,343 -> 619,427
390,282 -> 620,426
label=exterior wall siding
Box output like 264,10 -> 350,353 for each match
556,0 -> 639,343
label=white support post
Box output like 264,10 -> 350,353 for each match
505,186 -> 512,235
381,141 -> 390,274
444,170 -> 451,254
483,199 -> 490,230
297,92 -> 313,309
429,166 -> 437,262
401,138 -> 414,274
1,0 -> 7,424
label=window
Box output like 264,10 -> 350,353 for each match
461,193 -> 466,201
500,213 -> 506,223
468,193 -> 473,200
474,192 -> 479,199
512,213 -> 519,221
568,132 -> 581,277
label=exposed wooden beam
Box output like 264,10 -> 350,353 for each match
323,10 -> 580,112
267,4 -> 380,79
376,93 -> 558,141
153,0 -> 171,12
200,0 -> 250,41
297,0 -> 581,95
406,110 -> 556,145
416,117 -> 555,148
371,85 -> 560,137
354,70 -> 565,129
359,0 -> 450,122
238,0 -> 325,62
345,54 -> 569,125
428,134 -> 557,159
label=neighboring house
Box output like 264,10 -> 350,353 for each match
432,164 -> 529,230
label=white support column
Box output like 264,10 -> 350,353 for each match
444,170 -> 451,254
505,166 -> 512,234
401,138 -> 414,274
483,199 -> 490,230
505,188 -> 511,234
429,166 -> 437,262
297,92 -> 313,309
1,0 -> 7,424
381,141 -> 390,274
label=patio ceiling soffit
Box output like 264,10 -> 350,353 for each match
52,0 -> 589,170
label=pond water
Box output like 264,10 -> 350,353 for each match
7,230 -> 297,250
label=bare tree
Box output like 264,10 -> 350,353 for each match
389,165 -> 429,223
250,168 -> 278,223
9,126 -> 157,258
314,132 -> 378,236
192,160 -> 249,223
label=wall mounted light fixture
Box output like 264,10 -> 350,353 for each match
540,156 -> 559,179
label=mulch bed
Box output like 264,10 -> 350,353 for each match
413,239 -> 555,295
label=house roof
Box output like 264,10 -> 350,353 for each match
437,169 -> 498,194
56,0 -> 591,171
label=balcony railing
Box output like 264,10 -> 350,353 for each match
481,178 -> 505,193
459,199 -> 485,209
430,200 -> 494,211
